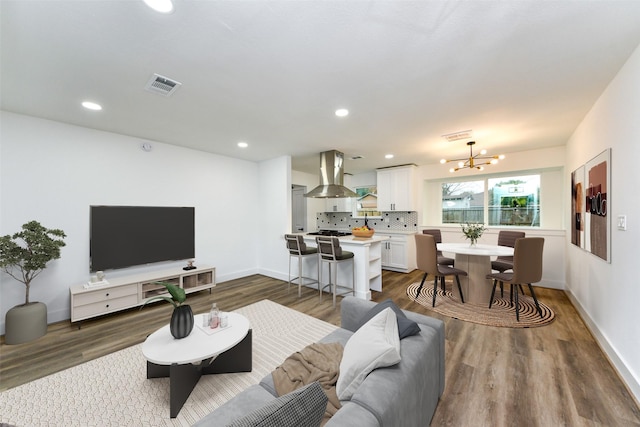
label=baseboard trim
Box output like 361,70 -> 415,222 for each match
565,289 -> 640,407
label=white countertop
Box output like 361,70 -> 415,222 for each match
298,233 -> 389,245
374,230 -> 418,235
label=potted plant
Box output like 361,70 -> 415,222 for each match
143,281 -> 194,339
0,220 -> 66,344
461,222 -> 486,246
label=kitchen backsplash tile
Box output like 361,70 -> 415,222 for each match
316,211 -> 418,232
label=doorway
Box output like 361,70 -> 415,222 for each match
291,185 -> 307,232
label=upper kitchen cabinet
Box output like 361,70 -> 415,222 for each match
376,165 -> 417,211
325,173 -> 354,212
325,197 -> 353,212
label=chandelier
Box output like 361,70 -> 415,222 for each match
440,141 -> 505,172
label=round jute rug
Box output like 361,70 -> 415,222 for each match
406,281 -> 555,328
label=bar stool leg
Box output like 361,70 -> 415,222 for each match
351,258 -> 355,299
317,255 -> 321,297
287,255 -> 293,293
297,255 -> 303,297
318,257 -> 324,302
332,262 -> 337,308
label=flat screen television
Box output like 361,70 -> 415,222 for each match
90,205 -> 195,272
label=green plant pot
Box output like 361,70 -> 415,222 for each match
5,302 -> 48,345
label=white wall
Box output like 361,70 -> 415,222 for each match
0,112 -> 261,333
565,43 -> 640,401
350,171 -> 376,189
256,156 -> 292,282
292,170 -> 324,232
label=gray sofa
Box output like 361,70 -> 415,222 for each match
193,296 -> 445,427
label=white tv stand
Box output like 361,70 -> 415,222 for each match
69,265 -> 215,325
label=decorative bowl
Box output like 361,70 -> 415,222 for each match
351,228 -> 375,238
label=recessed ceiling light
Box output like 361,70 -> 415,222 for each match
237,142 -> 248,148
385,154 -> 394,159
82,101 -> 102,111
143,0 -> 174,13
335,108 -> 349,117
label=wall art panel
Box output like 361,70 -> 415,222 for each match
583,149 -> 611,262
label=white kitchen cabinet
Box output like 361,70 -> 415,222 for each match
325,197 -> 353,212
376,165 -> 417,211
377,232 -> 416,273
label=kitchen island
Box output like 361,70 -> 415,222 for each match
294,233 -> 389,300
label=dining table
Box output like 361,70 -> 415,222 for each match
437,243 -> 514,304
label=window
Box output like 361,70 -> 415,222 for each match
354,186 -> 381,217
442,174 -> 541,227
441,181 -> 484,224
488,175 -> 540,226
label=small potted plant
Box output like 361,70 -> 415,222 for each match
142,281 -> 194,339
0,220 -> 66,344
461,222 -> 486,246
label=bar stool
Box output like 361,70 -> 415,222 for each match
285,234 -> 319,297
315,236 -> 355,307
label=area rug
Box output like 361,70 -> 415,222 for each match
0,300 -> 338,427
406,281 -> 555,328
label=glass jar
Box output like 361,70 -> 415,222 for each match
209,303 -> 220,328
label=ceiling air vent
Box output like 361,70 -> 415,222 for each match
442,130 -> 473,142
144,73 -> 182,97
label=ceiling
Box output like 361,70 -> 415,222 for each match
2,1 -> 640,175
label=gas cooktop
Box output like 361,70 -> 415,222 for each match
307,230 -> 351,237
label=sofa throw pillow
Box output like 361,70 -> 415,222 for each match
336,307 -> 401,401
356,298 -> 421,339
226,381 -> 327,427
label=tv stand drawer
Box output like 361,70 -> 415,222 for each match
74,284 -> 138,305
73,294 -> 139,320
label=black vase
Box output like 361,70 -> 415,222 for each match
170,305 -> 194,339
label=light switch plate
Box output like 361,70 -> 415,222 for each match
617,215 -> 627,231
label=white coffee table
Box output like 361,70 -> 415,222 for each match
142,312 -> 252,418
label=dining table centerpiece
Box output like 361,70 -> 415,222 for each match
461,222 -> 486,247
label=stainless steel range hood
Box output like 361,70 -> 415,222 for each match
304,150 -> 358,198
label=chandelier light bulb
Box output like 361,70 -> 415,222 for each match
490,159 -> 498,164
480,149 -> 487,155
499,154 -> 506,160
478,166 -> 485,171
449,168 -> 455,173
458,161 -> 465,168
440,159 -> 446,164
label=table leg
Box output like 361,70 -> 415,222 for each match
454,254 -> 493,304
170,363 -> 202,418
147,360 -> 202,418
146,329 -> 253,418
202,329 -> 253,374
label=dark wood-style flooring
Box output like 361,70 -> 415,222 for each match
1,270 -> 639,426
